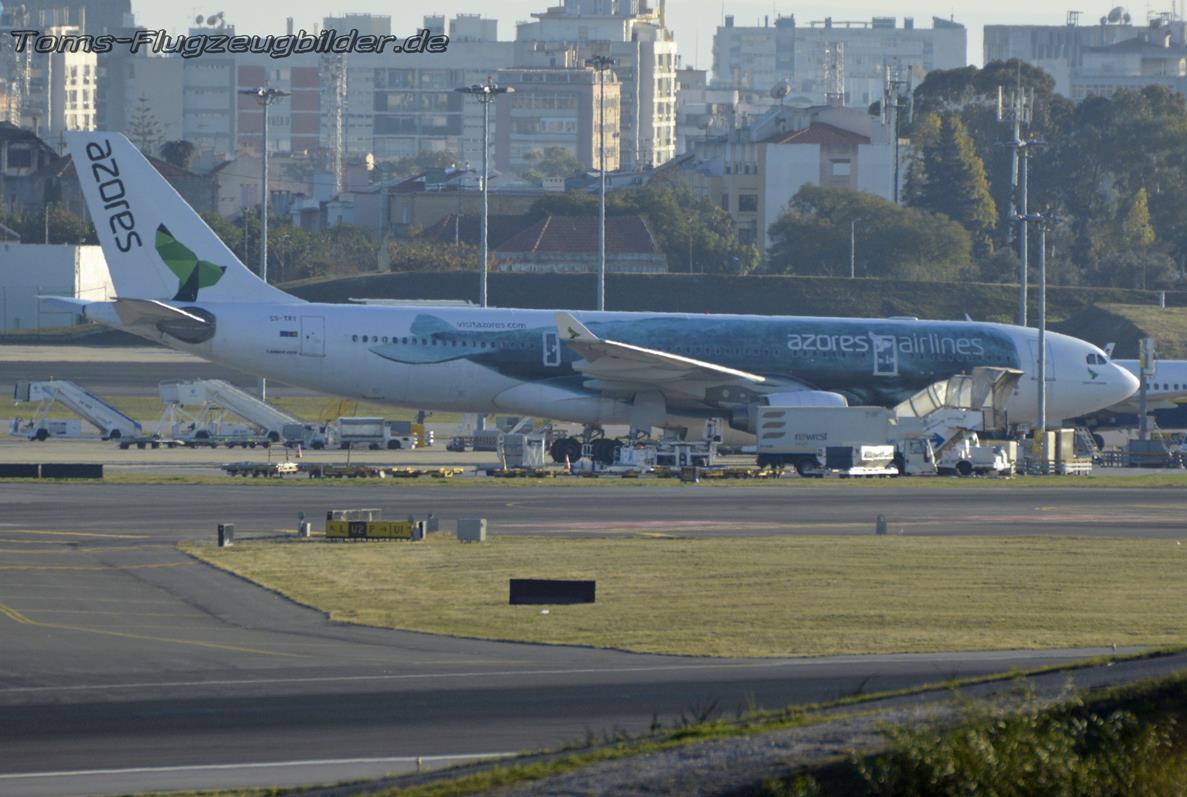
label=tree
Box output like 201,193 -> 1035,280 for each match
379,150 -> 459,180
387,240 -> 480,272
159,140 -> 197,171
909,115 -> 997,257
1120,188 -> 1155,250
766,186 -> 973,281
128,96 -> 163,154
521,147 -> 584,184
0,203 -> 96,245
526,179 -> 759,275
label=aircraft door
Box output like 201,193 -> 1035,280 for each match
1026,340 -> 1055,382
871,334 -> 898,376
542,330 -> 561,367
301,316 -> 325,357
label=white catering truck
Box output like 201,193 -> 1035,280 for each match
751,366 -> 1024,478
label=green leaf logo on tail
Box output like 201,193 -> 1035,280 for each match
155,224 -> 226,301
567,326 -> 580,340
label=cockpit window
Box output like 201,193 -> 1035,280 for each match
1086,353 -> 1107,365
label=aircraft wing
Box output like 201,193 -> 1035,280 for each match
555,312 -> 766,388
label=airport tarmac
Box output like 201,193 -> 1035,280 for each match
2,480 -> 1185,538
0,516 -> 1143,797
3,345 -> 1186,794
0,478 -> 1184,795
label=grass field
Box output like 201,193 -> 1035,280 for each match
184,535 -> 1187,658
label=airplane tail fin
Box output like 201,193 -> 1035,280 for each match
65,132 -> 298,304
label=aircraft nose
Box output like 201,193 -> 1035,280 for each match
1111,362 -> 1140,404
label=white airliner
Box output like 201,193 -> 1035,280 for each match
1109,360 -> 1187,412
47,132 -> 1139,436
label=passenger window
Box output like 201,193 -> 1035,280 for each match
402,337 -> 408,344
352,334 -> 358,342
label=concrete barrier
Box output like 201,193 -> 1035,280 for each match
510,579 -> 596,605
457,518 -> 487,542
326,508 -> 383,522
0,464 -> 40,478
40,463 -> 103,479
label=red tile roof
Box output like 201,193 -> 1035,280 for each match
764,122 -> 870,146
418,213 -> 535,249
496,215 -> 659,255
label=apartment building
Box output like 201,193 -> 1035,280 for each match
495,66 -> 620,173
516,0 -> 678,168
712,15 -> 965,108
677,104 -> 897,257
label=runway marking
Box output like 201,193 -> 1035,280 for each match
0,651 -> 1110,695
0,753 -> 513,781
0,544 -> 175,554
0,601 -> 301,658
0,529 -> 148,539
0,562 -> 192,572
9,612 -> 195,622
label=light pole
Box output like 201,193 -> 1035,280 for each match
997,83 -> 1033,326
1020,211 -> 1048,459
849,219 -> 860,279
586,55 -> 615,312
455,78 -> 513,308
239,85 -> 289,400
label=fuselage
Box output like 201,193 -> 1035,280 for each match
87,300 -> 1138,428
1111,359 -> 1187,412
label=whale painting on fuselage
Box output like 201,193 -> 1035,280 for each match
365,313 -> 1020,410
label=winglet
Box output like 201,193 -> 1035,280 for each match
556,312 -> 598,343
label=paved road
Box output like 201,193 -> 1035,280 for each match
1,482 -> 1184,538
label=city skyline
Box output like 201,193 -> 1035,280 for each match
129,1 -> 1099,68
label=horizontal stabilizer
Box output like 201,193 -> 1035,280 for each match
111,298 -> 208,328
38,296 -> 90,313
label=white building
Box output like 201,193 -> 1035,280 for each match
1070,21 -> 1187,99
983,10 -> 1182,96
516,0 -> 678,168
494,65 -> 620,173
0,244 -> 112,330
712,15 -> 966,109
19,25 -> 98,146
677,104 -> 898,256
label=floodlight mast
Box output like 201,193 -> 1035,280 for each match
455,78 -> 513,308
586,55 -> 615,311
238,85 -> 289,400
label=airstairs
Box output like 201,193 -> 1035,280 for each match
158,380 -> 302,441
892,366 -> 1023,443
13,381 -> 143,440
